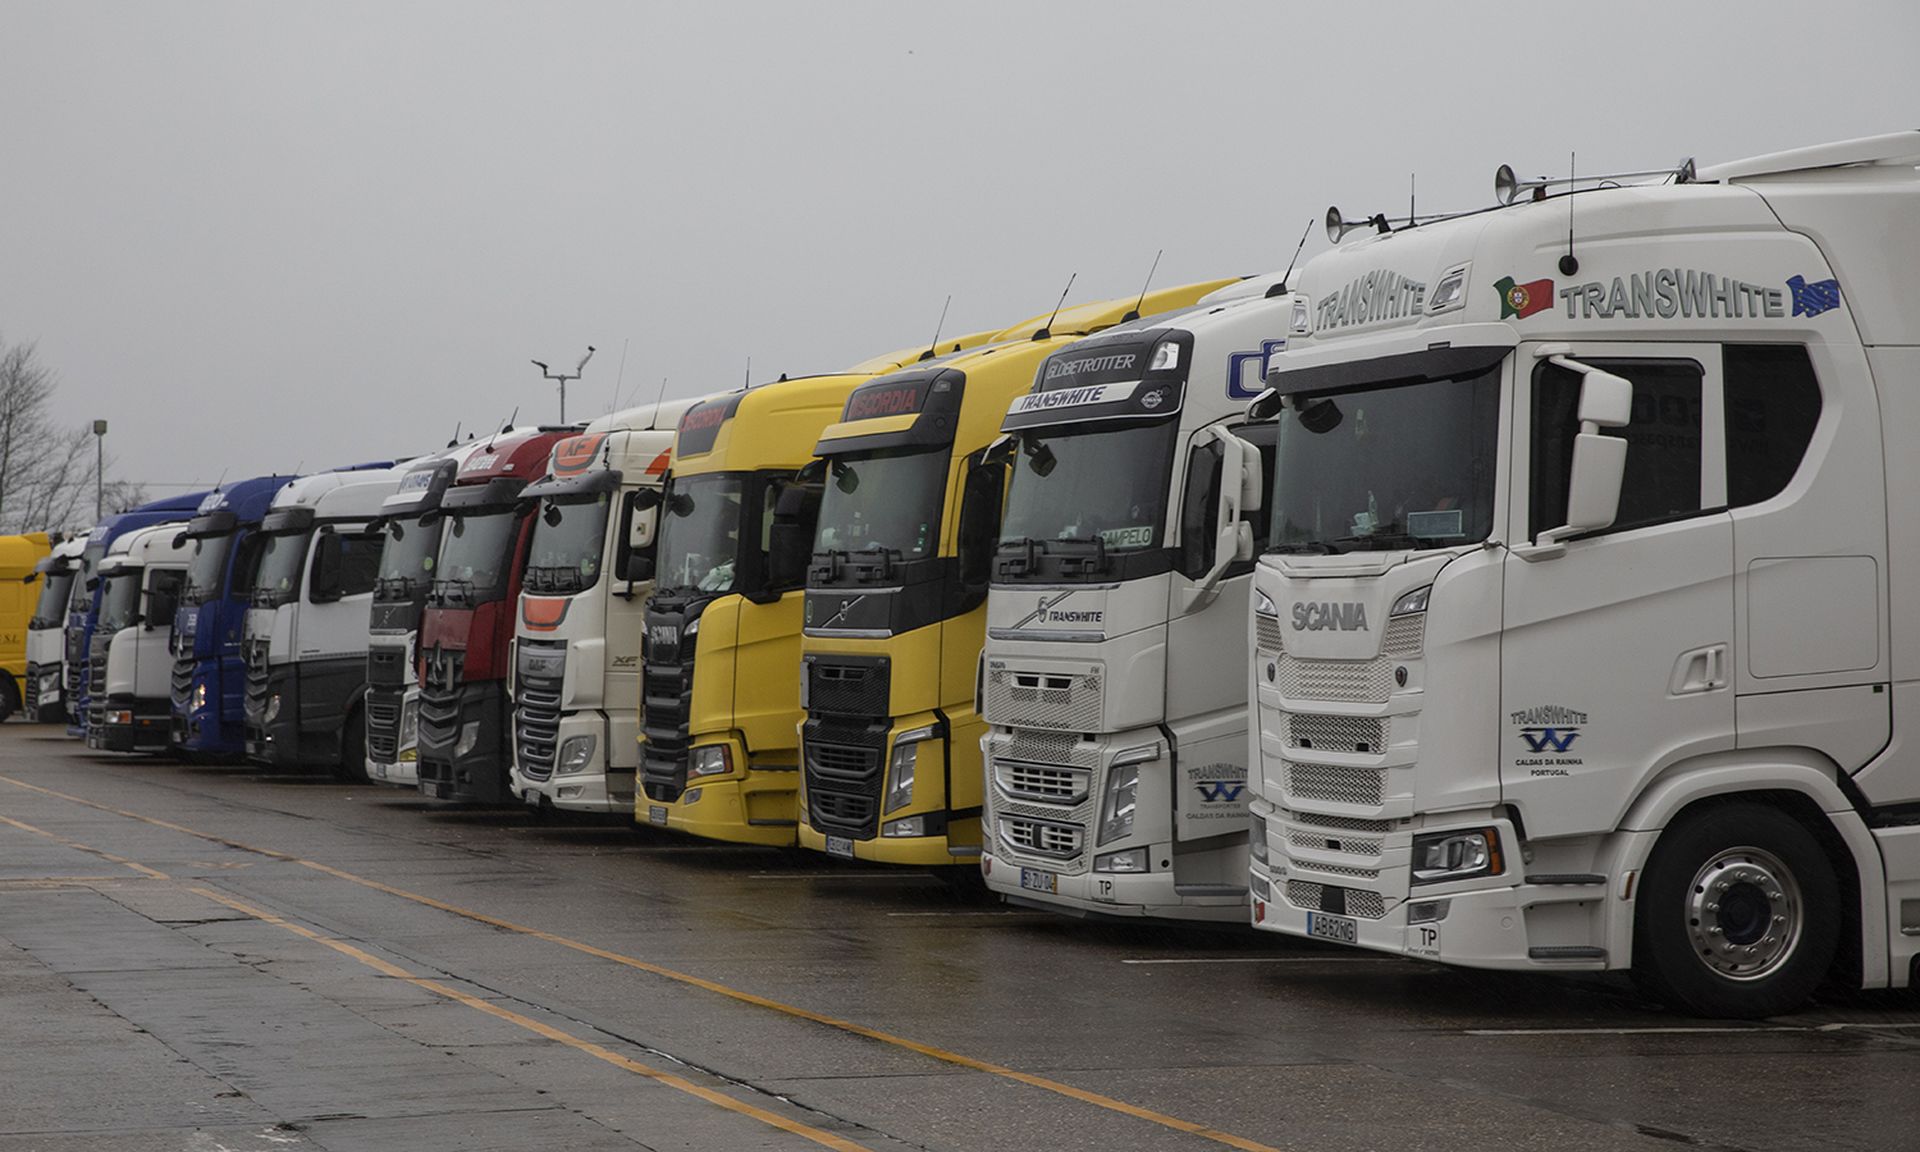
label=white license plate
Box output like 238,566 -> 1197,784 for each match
825,835 -> 854,859
1307,911 -> 1358,944
648,805 -> 668,826
523,789 -> 540,808
1019,867 -> 1057,895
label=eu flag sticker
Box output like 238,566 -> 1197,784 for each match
1787,275 -> 1841,318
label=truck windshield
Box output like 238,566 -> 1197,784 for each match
69,542 -> 105,612
99,570 -> 142,632
1001,420 -> 1180,553
251,532 -> 309,607
815,448 -> 948,561
526,494 -> 609,595
655,474 -> 743,594
376,515 -> 440,602
1270,365 -> 1502,553
182,534 -> 232,606
31,571 -> 73,629
433,508 -> 519,606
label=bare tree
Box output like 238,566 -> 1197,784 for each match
0,335 -> 147,534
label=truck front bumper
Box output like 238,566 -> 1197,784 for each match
416,684 -> 508,803
86,697 -> 174,753
796,815 -> 982,866
982,851 -> 1246,921
642,754 -> 798,846
512,711 -> 634,814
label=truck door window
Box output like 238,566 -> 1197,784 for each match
336,532 -> 383,598
1724,344 -> 1821,508
1530,358 -> 1704,539
146,568 -> 185,626
1177,440 -> 1223,580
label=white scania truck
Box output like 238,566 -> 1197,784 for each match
85,524 -> 190,752
25,534 -> 87,723
1245,132 -> 1920,1017
509,399 -> 697,813
245,465 -> 410,773
980,277 -> 1291,919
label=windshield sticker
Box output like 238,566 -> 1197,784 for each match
1008,381 -> 1138,415
1406,509 -> 1465,538
1314,270 -> 1427,331
1558,270 -> 1785,320
1495,276 -> 1553,319
1787,275 -> 1842,318
1098,525 -> 1154,548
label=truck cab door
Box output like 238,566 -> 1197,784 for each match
1501,343 -> 1735,839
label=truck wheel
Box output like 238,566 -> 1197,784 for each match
337,705 -> 370,784
1633,802 -> 1838,1019
0,676 -> 18,723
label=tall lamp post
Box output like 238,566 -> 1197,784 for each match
530,346 -> 595,424
92,420 -> 107,519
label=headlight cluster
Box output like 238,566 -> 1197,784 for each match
885,725 -> 935,815
264,694 -> 282,723
1391,584 -> 1432,616
455,720 -> 480,759
1411,828 -> 1502,885
689,744 -> 731,777
191,682 -> 208,712
1098,744 -> 1156,846
1249,811 -> 1268,864
556,735 -> 597,776
1254,589 -> 1278,617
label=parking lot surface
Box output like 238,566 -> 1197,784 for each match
4,728 -> 1918,1152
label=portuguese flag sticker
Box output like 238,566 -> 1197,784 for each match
1495,276 -> 1553,319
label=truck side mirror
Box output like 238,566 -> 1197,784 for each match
630,488 -> 662,513
1246,387 -> 1285,422
309,532 -> 344,603
1540,363 -> 1632,546
622,554 -> 655,583
767,522 -> 809,589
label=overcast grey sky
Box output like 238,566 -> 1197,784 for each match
3,1 -> 1915,501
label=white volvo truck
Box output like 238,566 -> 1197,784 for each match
508,399 -> 697,813
1245,132 -> 1920,1017
25,534 -> 87,723
980,278 -> 1291,918
86,525 -> 191,752
245,465 -> 412,774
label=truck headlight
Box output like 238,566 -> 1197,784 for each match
885,725 -> 935,814
264,694 -> 281,723
689,744 -> 731,777
455,720 -> 480,759
1411,828 -> 1503,885
1148,340 -> 1181,372
557,735 -> 597,775
1250,812 -> 1268,864
1094,847 -> 1148,873
191,682 -> 208,712
1391,584 -> 1431,616
1254,590 -> 1277,617
1099,746 -> 1155,846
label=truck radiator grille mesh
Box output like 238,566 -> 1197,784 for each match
1254,612 -> 1285,656
805,658 -> 890,719
983,667 -> 1101,732
1286,713 -> 1386,753
1288,830 -> 1384,856
1284,761 -> 1384,807
1289,810 -> 1393,834
1003,728 -> 1096,768
364,686 -> 404,764
1274,655 -> 1395,703
997,816 -> 1081,860
1382,612 -> 1426,659
1284,880 -> 1387,920
992,760 -> 1090,805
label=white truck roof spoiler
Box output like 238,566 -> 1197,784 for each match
1699,130 -> 1920,183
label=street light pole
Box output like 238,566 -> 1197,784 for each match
530,346 -> 595,424
91,420 -> 107,519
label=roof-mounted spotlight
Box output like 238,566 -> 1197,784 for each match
1325,206 -> 1391,245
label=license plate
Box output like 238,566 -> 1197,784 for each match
825,835 -> 854,859
1019,867 -> 1058,895
372,763 -> 387,780
1307,911 -> 1358,944
523,789 -> 540,808
648,805 -> 668,826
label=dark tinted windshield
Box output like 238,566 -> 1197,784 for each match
1270,365 -> 1502,553
655,473 -> 743,594
376,515 -> 440,601
32,572 -> 73,629
1001,420 -> 1179,553
183,533 -> 232,606
69,542 -> 105,611
433,508 -> 519,605
250,532 -> 309,606
527,495 -> 610,595
815,448 -> 948,560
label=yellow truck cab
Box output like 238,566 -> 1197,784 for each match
637,336 -> 998,843
0,533 -> 53,720
794,282 -> 1236,866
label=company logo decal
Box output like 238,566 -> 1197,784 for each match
552,433 -> 607,477
1185,762 -> 1250,824
1290,601 -> 1369,632
1227,340 -> 1287,400
1044,352 -> 1137,382
1195,780 -> 1246,803
1786,274 -> 1841,318
1495,276 -> 1553,319
647,624 -> 679,650
1008,381 -> 1138,415
1010,591 -> 1103,630
1511,704 -> 1587,775
1314,271 -> 1427,331
820,595 -> 866,630
845,381 -> 927,421
1139,388 -> 1166,410
1558,270 -> 1784,320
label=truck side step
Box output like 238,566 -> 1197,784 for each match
1527,945 -> 1607,961
1524,873 -> 1607,886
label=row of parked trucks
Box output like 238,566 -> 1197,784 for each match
22,133 -> 1920,1019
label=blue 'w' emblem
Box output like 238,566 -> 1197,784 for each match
1520,729 -> 1579,754
1196,781 -> 1247,803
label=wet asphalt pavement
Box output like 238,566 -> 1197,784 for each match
3,727 -> 1919,1152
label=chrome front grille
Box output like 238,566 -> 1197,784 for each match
1284,761 -> 1384,807
992,760 -> 1090,805
1284,880 -> 1387,920
983,666 -> 1101,732
1287,713 -> 1386,753
997,816 -> 1080,859
364,687 -> 403,763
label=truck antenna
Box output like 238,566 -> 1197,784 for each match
921,294 -> 952,361
1409,173 -> 1416,228
1276,219 -> 1313,292
645,376 -> 670,430
1560,151 -> 1580,276
211,467 -> 228,493
611,337 -> 630,415
448,421 -> 462,448
1123,250 -> 1162,322
1033,272 -> 1076,341
743,355 -> 752,390
487,407 -> 517,450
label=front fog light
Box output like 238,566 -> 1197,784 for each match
886,725 -> 935,814
107,709 -> 133,725
882,816 -> 925,838
689,744 -> 731,777
1411,828 -> 1503,885
455,720 -> 480,759
192,682 -> 208,712
1251,873 -> 1272,901
1250,812 -> 1268,864
1094,847 -> 1148,873
557,734 -> 597,775
264,694 -> 281,723
1407,899 -> 1451,924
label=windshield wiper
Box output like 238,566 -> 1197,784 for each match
1269,541 -> 1342,555
1327,532 -> 1423,552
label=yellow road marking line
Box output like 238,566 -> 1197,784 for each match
0,812 -> 170,879
3,773 -> 1288,1152
190,887 -> 875,1152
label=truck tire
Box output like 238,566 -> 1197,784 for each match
337,704 -> 370,784
0,675 -> 17,723
1633,801 -> 1838,1019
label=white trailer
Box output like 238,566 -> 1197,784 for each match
1246,132 -> 1920,1017
85,525 -> 190,752
980,278 -> 1289,918
509,399 -> 697,813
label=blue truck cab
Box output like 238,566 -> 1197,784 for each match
64,492 -> 210,737
170,477 -> 295,755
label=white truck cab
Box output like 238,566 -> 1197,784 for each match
25,534 -> 87,723
244,465 -> 412,773
86,524 -> 190,752
510,399 -> 698,812
981,278 -> 1290,919
1246,132 -> 1920,1017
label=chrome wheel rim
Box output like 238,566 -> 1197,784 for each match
1684,845 -> 1802,982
